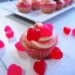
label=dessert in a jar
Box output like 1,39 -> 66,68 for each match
20,23 -> 58,59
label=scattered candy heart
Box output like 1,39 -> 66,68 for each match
0,40 -> 5,48
49,47 -> 63,59
7,64 -> 22,75
63,26 -> 71,35
72,28 -> 75,36
34,60 -> 46,75
4,25 -> 12,32
15,41 -> 25,51
5,30 -> 14,39
40,26 -> 52,37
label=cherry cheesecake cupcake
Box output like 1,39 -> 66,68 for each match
16,0 -> 32,13
41,0 -> 57,14
56,0 -> 65,10
20,23 -> 58,59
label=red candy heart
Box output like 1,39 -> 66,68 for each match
44,23 -> 53,31
4,25 -> 12,32
15,41 -> 25,51
72,28 -> 75,36
5,30 -> 14,39
7,64 -> 22,75
40,26 -> 52,37
34,60 -> 46,75
0,40 -> 5,48
63,26 -> 71,35
49,47 -> 63,59
27,27 -> 40,41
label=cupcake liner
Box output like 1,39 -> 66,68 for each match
17,7 -> 31,13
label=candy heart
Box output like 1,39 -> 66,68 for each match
5,30 -> 14,39
49,47 -> 63,59
63,26 -> 71,35
27,27 -> 40,41
7,64 -> 22,75
34,60 -> 46,75
4,25 -> 12,32
72,28 -> 75,36
15,41 -> 25,51
0,40 -> 5,48
40,25 -> 52,37
44,23 -> 53,31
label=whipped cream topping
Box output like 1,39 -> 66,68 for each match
23,23 -> 58,50
31,34 -> 57,49
38,30 -> 56,42
24,30 -> 57,49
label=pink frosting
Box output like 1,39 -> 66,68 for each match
41,3 -> 56,8
16,2 -> 31,8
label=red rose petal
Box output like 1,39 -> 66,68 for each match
49,47 -> 63,59
15,41 -> 25,51
5,30 -> 14,39
72,28 -> 75,36
63,26 -> 71,35
4,25 -> 12,32
7,64 -> 22,75
0,40 -> 5,48
34,60 -> 46,75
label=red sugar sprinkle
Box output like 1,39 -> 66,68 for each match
34,60 -> 46,75
15,41 -> 25,51
49,47 -> 63,59
7,64 -> 22,75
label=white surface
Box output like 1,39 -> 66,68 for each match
0,2 -> 75,75
0,1 -> 75,23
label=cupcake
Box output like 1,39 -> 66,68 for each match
69,0 -> 73,4
56,0 -> 65,10
32,0 -> 41,10
20,23 -> 58,59
64,0 -> 71,6
41,0 -> 56,14
16,1 -> 32,13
